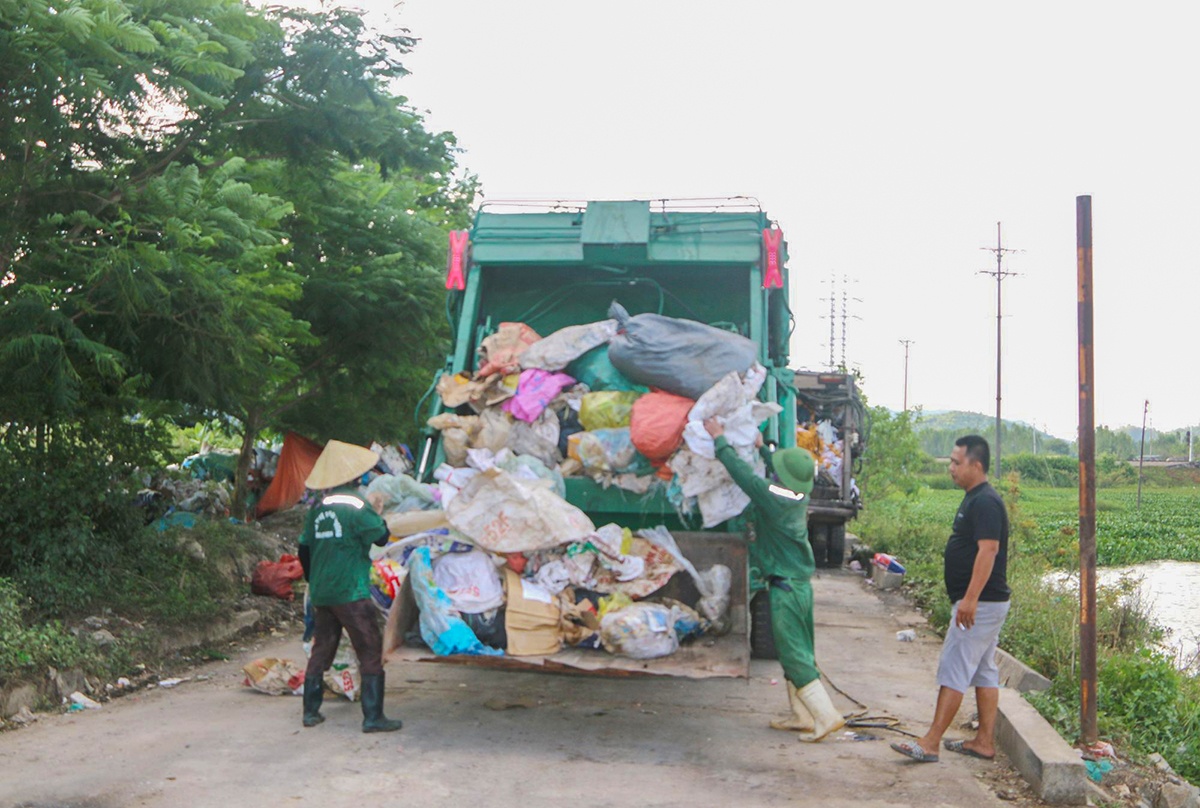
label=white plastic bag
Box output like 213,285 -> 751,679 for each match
432,550 -> 505,614
639,527 -> 733,622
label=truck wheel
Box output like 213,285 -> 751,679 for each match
808,523 -> 830,568
827,522 -> 847,568
750,591 -> 778,660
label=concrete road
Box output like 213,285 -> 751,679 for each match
0,572 -> 1044,808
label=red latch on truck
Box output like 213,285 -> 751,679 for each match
446,230 -> 469,291
761,228 -> 783,289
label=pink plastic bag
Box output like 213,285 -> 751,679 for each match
502,369 -> 575,423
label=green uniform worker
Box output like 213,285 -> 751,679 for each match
705,418 -> 845,741
298,440 -> 403,734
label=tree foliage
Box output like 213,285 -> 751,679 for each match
0,0 -> 475,586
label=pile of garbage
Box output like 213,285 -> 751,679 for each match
354,302 -> 792,661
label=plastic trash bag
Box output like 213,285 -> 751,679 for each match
520,319 -> 619,371
407,547 -> 504,656
573,428 -> 649,475
366,473 -> 437,514
251,554 -> 304,601
503,369 -> 576,423
600,603 -> 680,659
606,301 -> 758,400
579,390 -> 640,431
477,322 -> 541,378
639,527 -> 733,622
445,468 -> 595,553
629,390 -> 694,462
507,407 -> 562,468
567,344 -> 644,392
496,451 -> 566,498
432,550 -> 505,614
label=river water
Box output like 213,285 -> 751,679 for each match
1049,561 -> 1200,668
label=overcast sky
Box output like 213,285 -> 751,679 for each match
309,0 -> 1199,439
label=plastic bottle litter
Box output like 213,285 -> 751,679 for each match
873,553 -> 906,574
69,692 -> 102,710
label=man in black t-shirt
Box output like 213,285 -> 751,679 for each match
892,435 -> 1011,763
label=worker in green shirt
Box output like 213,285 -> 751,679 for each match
298,440 -> 402,733
704,417 -> 845,741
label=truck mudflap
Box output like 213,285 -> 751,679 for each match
383,532 -> 750,680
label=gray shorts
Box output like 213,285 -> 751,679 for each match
936,600 -> 1011,693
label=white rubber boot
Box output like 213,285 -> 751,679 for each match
796,679 -> 846,742
769,681 -> 816,732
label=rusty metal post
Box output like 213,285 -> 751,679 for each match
1076,195 -> 1098,746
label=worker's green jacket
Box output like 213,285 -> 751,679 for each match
713,436 -> 814,582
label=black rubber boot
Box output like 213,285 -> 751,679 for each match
360,673 -> 403,733
302,675 -> 325,727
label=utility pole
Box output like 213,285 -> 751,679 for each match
824,274 -> 837,370
899,339 -> 915,411
1076,194 -> 1097,746
980,222 -> 1020,479
1137,400 -> 1149,509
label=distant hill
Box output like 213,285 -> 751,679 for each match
911,410 -> 1070,457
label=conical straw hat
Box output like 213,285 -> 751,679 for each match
305,440 -> 379,490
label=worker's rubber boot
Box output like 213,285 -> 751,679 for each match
360,673 -> 403,733
795,679 -> 846,742
302,675 -> 325,728
769,681 -> 816,732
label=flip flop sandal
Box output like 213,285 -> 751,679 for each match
943,739 -> 996,760
890,740 -> 939,763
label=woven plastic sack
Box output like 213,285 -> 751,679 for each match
432,550 -> 505,614
520,319 -> 619,371
477,323 -> 541,378
445,468 -> 595,553
629,391 -> 694,462
579,390 -> 640,431
606,301 -> 758,400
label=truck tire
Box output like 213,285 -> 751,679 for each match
750,591 -> 778,660
827,522 -> 847,568
808,522 -> 829,568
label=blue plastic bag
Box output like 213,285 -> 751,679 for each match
406,547 -> 504,657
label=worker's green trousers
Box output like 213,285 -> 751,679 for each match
770,579 -> 819,688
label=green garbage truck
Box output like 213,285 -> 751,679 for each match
401,199 -> 839,676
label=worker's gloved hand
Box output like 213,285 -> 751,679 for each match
703,417 -> 724,439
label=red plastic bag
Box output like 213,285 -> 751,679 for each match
629,391 -> 695,462
251,554 -> 304,600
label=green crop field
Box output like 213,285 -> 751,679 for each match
872,485 -> 1200,569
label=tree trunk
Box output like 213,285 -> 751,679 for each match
233,408 -> 261,521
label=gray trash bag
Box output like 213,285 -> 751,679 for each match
606,301 -> 758,400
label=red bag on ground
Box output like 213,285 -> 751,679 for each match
251,554 -> 304,600
629,391 -> 695,463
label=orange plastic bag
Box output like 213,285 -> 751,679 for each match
629,391 -> 695,462
251,554 -> 304,600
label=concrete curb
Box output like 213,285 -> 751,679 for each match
996,647 -> 1052,693
996,687 -> 1088,805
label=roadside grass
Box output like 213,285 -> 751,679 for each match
0,519 -> 266,691
853,476 -> 1200,781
